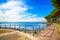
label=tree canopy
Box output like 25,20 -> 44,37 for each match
45,0 -> 60,19
52,0 -> 60,8
45,8 -> 58,19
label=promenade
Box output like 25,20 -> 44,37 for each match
37,24 -> 60,40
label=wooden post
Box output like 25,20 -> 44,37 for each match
14,25 -> 16,30
9,24 -> 11,29
25,25 -> 26,33
5,24 -> 7,29
0,25 -> 1,28
19,25 -> 20,30
39,26 -> 41,33
32,26 -> 34,36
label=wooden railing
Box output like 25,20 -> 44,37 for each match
0,24 -> 50,36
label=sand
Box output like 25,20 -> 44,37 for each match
0,29 -> 37,40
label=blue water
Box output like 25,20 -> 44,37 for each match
0,22 -> 47,30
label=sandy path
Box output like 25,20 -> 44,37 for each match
0,29 -> 38,40
37,24 -> 59,40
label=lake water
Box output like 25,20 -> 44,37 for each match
0,22 -> 47,30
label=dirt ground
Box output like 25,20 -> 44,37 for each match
0,29 -> 37,40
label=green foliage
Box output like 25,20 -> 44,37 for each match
52,0 -> 60,8
45,0 -> 60,19
49,8 -> 58,17
45,8 -> 58,19
45,15 -> 50,19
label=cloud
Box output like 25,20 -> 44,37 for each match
0,0 -> 47,22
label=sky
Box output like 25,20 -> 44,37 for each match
0,0 -> 54,22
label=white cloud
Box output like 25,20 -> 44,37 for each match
0,0 -> 47,22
